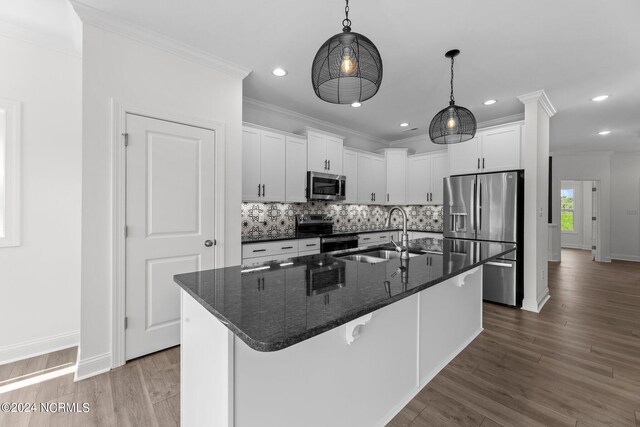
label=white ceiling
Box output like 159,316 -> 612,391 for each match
14,0 -> 640,151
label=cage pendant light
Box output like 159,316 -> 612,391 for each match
429,49 -> 477,144
311,0 -> 383,104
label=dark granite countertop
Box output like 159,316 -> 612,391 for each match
241,228 -> 443,244
174,238 -> 514,352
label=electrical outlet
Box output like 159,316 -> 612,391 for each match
258,212 -> 265,223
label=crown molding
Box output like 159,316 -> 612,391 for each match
0,17 -> 82,58
243,97 -> 389,146
69,0 -> 251,80
517,90 -> 557,118
388,113 -> 526,146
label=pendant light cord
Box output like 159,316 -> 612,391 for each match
342,0 -> 352,31
450,56 -> 455,105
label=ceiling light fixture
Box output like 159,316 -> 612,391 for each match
351,102 -> 362,108
311,0 -> 383,104
399,122 -> 409,127
429,49 -> 477,145
272,68 -> 287,77
591,95 -> 609,102
483,99 -> 497,105
598,130 -> 611,135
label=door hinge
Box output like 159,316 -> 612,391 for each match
592,187 -> 597,192
592,245 -> 596,250
124,225 -> 128,238
123,133 -> 129,147
592,216 -> 597,221
124,317 -> 128,329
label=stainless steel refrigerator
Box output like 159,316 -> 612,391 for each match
443,170 -> 524,306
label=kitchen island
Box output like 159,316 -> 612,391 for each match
174,238 -> 515,427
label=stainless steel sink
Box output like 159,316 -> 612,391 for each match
338,254 -> 387,264
360,250 -> 420,259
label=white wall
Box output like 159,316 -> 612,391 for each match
611,153 -> 640,261
243,98 -> 386,153
551,152 -> 611,261
78,24 -> 243,377
0,36 -> 81,363
560,180 -> 592,250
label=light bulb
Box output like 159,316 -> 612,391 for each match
340,48 -> 357,75
447,117 -> 457,129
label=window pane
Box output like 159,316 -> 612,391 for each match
560,188 -> 574,210
561,211 -> 574,231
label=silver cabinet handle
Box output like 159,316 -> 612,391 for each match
281,246 -> 294,250
324,159 -> 328,170
482,157 -> 485,169
262,184 -> 265,197
258,184 -> 261,197
328,159 -> 331,170
204,240 -> 213,247
387,193 -> 389,202
305,243 -> 317,247
477,158 -> 480,169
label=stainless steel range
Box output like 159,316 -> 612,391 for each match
295,214 -> 359,253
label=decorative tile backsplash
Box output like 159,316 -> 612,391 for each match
241,202 -> 443,239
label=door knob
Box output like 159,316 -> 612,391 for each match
204,240 -> 214,247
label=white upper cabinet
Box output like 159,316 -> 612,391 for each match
343,148 -> 358,204
303,129 -> 344,174
406,151 -> 448,205
448,122 -> 522,176
242,126 -> 286,202
285,136 -> 308,202
384,149 -> 407,205
357,152 -> 385,204
429,151 -> 448,204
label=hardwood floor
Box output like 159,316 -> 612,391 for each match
0,346 -> 179,427
1,249 -> 638,426
389,249 -> 640,427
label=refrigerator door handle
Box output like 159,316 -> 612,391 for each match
478,177 -> 482,231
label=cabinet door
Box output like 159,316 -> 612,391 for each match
242,127 -> 262,201
406,155 -> 430,204
357,154 -> 374,204
429,151 -> 449,204
307,132 -> 327,172
371,155 -> 386,205
343,149 -> 358,203
325,136 -> 343,174
448,136 -> 480,176
480,124 -> 521,172
260,131 -> 286,202
285,136 -> 308,202
385,151 -> 406,205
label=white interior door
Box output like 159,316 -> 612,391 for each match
125,114 -> 216,360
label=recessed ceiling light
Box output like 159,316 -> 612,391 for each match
399,122 -> 409,127
272,68 -> 287,77
351,102 -> 362,108
591,95 -> 609,102
483,99 -> 497,105
598,130 -> 611,135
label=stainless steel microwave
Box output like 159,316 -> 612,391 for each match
307,171 -> 346,201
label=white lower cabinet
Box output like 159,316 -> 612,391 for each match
409,231 -> 443,240
357,231 -> 392,247
242,238 -> 320,265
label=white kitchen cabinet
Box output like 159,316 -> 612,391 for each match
343,148 -> 358,204
297,237 -> 321,256
285,136 -> 307,202
303,129 -> 344,174
385,149 -> 407,205
357,152 -> 385,204
242,126 -> 286,202
357,231 -> 392,247
409,231 -> 442,240
406,151 -> 448,205
448,122 -> 522,176
242,238 -> 320,265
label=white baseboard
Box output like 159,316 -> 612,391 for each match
0,331 -> 79,365
561,243 -> 590,250
522,288 -> 550,313
611,253 -> 640,262
548,251 -> 560,262
377,328 -> 483,427
75,352 -> 111,381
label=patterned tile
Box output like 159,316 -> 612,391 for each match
240,203 -> 443,237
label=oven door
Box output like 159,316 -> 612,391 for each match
307,172 -> 346,201
321,235 -> 359,253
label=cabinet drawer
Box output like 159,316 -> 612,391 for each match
242,240 -> 299,259
298,238 -> 320,252
357,232 -> 391,247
